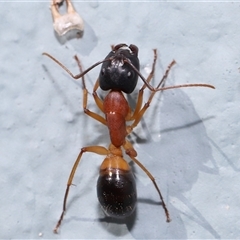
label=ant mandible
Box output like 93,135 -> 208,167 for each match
43,43 -> 215,233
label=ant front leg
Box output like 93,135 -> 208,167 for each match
127,59 -> 176,133
123,141 -> 171,222
128,49 -> 157,122
92,78 -> 104,113
54,145 -> 108,233
74,56 -> 106,125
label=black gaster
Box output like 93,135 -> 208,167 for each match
97,168 -> 137,218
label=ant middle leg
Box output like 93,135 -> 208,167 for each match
123,140 -> 170,222
54,145 -> 109,233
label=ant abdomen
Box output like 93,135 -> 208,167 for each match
97,156 -> 137,218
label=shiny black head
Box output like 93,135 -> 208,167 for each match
99,44 -> 140,94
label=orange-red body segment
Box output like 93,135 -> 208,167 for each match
103,90 -> 130,147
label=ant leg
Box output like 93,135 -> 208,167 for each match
54,146 -> 108,233
123,141 -> 171,222
128,49 -> 157,121
73,56 -> 104,113
43,52 -> 106,124
127,60 -> 176,134
73,56 -> 107,125
92,78 -> 104,113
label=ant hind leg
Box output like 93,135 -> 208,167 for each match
123,140 -> 171,222
54,145 -> 108,233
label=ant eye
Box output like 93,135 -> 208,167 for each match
101,68 -> 106,76
127,71 -> 133,78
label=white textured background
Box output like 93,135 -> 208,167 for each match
0,1 -> 239,239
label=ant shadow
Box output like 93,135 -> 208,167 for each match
97,210 -> 137,235
125,88 -> 220,239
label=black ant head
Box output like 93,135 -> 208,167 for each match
99,44 -> 140,94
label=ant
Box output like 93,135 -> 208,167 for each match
43,43 -> 215,233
